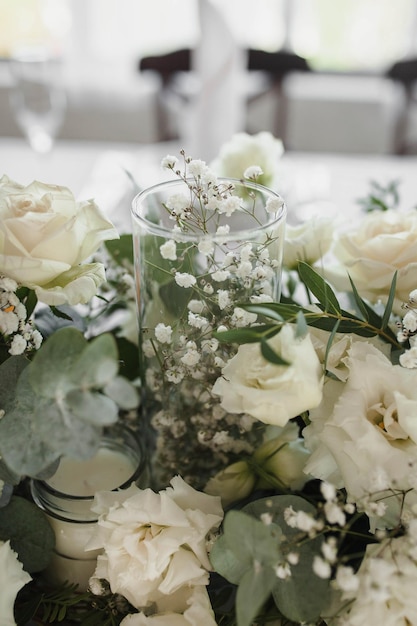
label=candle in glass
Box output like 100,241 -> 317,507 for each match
31,424 -> 146,590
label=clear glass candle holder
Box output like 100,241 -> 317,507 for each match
31,423 -> 147,590
131,176 -> 286,489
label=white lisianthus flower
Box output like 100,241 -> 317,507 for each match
88,476 -> 223,613
283,217 -> 335,270
0,175 -> 118,305
322,209 -> 417,313
304,340 -> 417,526
212,324 -> 323,426
174,272 -> 196,288
0,540 -> 32,626
210,131 -> 284,189
119,586 -> 217,626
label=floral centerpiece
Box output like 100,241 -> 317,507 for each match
1,132 -> 417,626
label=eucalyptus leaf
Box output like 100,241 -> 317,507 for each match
104,376 -> 139,409
28,327 -> 87,396
64,389 -> 119,424
210,534 -> 245,585
244,495 -> 331,623
0,496 -> 55,573
68,333 -> 119,388
236,563 -> 278,626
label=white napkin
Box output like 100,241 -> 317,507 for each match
181,0 -> 246,162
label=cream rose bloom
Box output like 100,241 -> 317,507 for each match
88,476 -> 223,613
212,324 -> 323,426
0,175 -> 118,305
0,540 -> 32,626
322,209 -> 417,313
304,341 -> 417,525
283,216 -> 335,270
120,587 -> 217,626
210,131 -> 284,189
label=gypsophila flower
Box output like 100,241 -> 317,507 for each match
9,334 -> 27,355
266,195 -> 284,213
198,239 -> 214,255
217,290 -> 231,310
260,512 -> 273,525
275,562 -> 292,579
216,225 -> 230,235
244,165 -> 264,180
211,269 -> 230,282
155,323 -> 173,344
400,346 -> 417,368
160,239 -> 177,260
231,307 -> 257,327
218,196 -> 241,217
181,349 -> 201,366
175,272 -> 197,288
313,555 -> 332,579
188,300 -> 205,314
161,154 -> 179,170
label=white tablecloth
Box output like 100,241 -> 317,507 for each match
1,137 -> 416,232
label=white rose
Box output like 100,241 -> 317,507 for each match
120,587 -> 217,626
323,209 -> 417,313
0,175 -> 118,305
283,216 -> 335,270
0,540 -> 32,626
212,324 -> 323,426
304,341 -> 417,525
210,131 -> 284,189
88,476 -> 223,612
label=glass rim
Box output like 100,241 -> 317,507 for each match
131,176 -> 286,242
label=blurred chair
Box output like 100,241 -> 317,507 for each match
247,49 -> 311,143
139,47 -> 311,143
139,49 -> 191,141
386,57 -> 417,154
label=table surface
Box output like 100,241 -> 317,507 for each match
1,137 -> 416,232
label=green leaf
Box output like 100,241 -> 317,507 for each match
348,274 -> 370,321
236,563 -> 278,626
0,496 -> 55,573
214,325 -> 279,344
210,534 -> 245,585
295,310 -> 308,339
244,496 -> 331,623
260,336 -> 289,366
239,304 -> 285,323
298,262 -> 341,315
103,376 -> 139,409
381,272 -> 397,330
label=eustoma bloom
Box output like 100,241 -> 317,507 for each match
88,476 -> 223,622
0,175 -> 118,305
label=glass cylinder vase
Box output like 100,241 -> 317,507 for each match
131,175 -> 286,490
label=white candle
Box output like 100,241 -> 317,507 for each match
31,427 -> 144,590
47,447 -> 136,496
